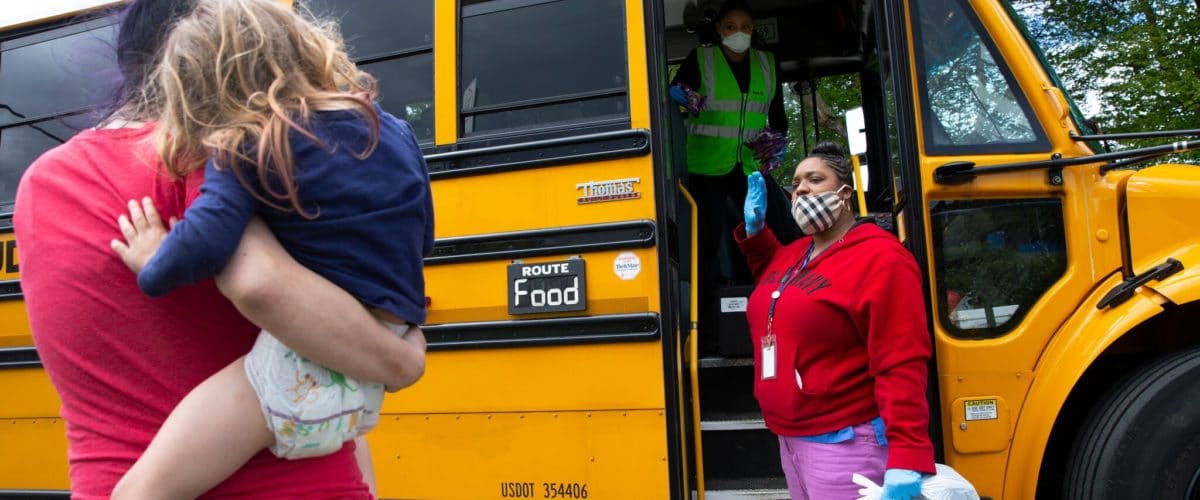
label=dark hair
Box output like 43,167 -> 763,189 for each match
807,141 -> 853,185
102,0 -> 195,120
717,0 -> 755,22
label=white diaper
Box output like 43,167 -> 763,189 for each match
243,322 -> 410,459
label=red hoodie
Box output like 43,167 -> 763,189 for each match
735,222 -> 936,473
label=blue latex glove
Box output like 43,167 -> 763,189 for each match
744,172 -> 766,237
880,469 -> 923,500
668,84 -> 688,105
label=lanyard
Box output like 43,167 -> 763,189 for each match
764,242 -> 816,344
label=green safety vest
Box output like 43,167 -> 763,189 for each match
685,46 -> 776,176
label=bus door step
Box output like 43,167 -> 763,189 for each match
696,476 -> 789,499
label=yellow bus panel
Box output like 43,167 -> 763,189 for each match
366,409 -> 669,500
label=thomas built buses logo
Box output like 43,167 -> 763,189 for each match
576,177 -> 641,204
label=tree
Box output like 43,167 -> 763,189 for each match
1013,0 -> 1200,161
775,74 -> 861,186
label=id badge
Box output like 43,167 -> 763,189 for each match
761,336 -> 776,380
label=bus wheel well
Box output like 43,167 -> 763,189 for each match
1036,299 -> 1200,499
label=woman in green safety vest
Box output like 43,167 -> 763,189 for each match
670,0 -> 792,346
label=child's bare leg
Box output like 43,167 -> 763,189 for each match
112,357 -> 272,500
354,436 -> 378,498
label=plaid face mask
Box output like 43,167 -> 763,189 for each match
791,187 -> 848,235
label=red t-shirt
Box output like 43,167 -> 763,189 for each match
14,126 -> 371,499
736,222 -> 936,474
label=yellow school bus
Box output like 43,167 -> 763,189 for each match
2,0 -> 1199,498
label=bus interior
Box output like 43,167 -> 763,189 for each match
658,0 -> 916,495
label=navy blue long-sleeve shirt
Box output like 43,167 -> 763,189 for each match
138,106 -> 434,324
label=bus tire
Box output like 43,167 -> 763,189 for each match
1064,345 -> 1200,499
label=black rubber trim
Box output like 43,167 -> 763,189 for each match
461,88 -> 625,117
0,491 -> 68,499
641,0 -> 685,495
0,280 -> 20,300
423,312 -> 660,351
424,129 -> 651,180
425,220 -> 656,265
884,0 -> 945,463
0,347 -> 40,368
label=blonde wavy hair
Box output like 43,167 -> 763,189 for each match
142,0 -> 379,215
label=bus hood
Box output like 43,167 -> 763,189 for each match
1123,163 -> 1200,304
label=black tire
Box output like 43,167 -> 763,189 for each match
1065,346 -> 1200,499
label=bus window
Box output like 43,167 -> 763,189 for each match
0,122 -> 80,216
0,19 -> 116,218
0,20 -> 116,127
459,0 -> 629,137
365,55 -> 435,142
308,0 -> 435,143
911,0 -> 1049,154
930,198 -> 1067,339
305,0 -> 431,61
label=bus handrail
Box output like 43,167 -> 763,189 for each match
677,182 -> 705,499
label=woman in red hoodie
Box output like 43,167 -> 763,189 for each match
735,141 -> 935,499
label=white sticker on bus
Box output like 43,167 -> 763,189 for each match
720,297 -> 748,312
613,252 -> 641,280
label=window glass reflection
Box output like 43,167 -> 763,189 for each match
363,55 -> 435,142
931,199 -> 1067,338
913,0 -> 1045,151
0,120 -> 80,215
305,0 -> 433,60
0,23 -> 117,127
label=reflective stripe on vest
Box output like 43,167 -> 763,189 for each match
686,46 -> 775,176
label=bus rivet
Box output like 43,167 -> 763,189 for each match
960,422 -> 968,431
1097,229 -> 1109,241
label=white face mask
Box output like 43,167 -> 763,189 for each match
792,185 -> 849,235
722,32 -> 752,53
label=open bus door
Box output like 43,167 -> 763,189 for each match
658,0 -> 928,497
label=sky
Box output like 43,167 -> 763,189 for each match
0,0 -> 121,29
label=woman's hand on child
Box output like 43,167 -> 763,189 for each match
384,326 -> 428,393
402,325 -> 428,354
111,197 -> 176,274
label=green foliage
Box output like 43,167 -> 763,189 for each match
775,75 -> 862,186
1012,0 -> 1200,163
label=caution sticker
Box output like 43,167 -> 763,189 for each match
964,399 -> 998,421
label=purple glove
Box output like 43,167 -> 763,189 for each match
671,83 -> 706,117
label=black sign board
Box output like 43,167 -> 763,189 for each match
507,259 -> 587,315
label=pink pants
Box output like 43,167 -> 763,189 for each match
777,422 -> 888,500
